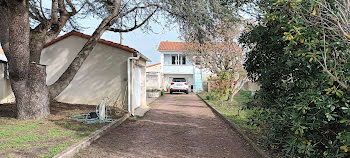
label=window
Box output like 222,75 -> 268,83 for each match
172,78 -> 186,82
170,54 -> 186,65
172,55 -> 176,64
182,55 -> 186,65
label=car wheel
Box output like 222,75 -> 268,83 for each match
170,90 -> 173,94
186,90 -> 189,94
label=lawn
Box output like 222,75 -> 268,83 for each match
0,102 -> 124,158
199,91 -> 265,147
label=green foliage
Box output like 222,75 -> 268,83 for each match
238,90 -> 252,98
208,71 -> 237,101
239,0 -> 350,157
200,93 -> 257,131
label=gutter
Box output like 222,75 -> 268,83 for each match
127,53 -> 140,116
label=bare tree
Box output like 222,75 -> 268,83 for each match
0,0 -> 230,119
185,22 -> 248,101
0,0 -> 160,119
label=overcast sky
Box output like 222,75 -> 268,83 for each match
74,14 -> 181,65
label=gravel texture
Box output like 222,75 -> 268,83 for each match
75,93 -> 261,158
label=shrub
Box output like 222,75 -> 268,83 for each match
208,71 -> 237,101
240,0 -> 349,157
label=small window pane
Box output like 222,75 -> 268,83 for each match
171,56 -> 176,65
182,56 -> 186,65
173,78 -> 186,82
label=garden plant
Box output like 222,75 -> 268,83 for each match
239,0 -> 350,157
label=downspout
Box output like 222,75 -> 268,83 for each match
127,53 -> 140,116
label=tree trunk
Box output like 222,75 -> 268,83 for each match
15,64 -> 50,119
49,0 -> 122,99
48,20 -> 111,99
26,64 -> 50,119
1,0 -> 123,119
228,76 -> 247,102
1,0 -> 50,119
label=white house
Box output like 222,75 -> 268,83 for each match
158,41 -> 204,93
0,31 -> 151,115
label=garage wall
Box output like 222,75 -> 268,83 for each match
137,58 -> 147,107
0,63 -> 15,104
41,36 -> 133,106
146,72 -> 161,90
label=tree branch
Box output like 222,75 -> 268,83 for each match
107,7 -> 158,33
49,0 -> 123,98
51,0 -> 58,24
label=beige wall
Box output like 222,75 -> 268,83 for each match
0,35 -> 148,108
146,72 -> 161,90
146,64 -> 162,90
0,63 -> 15,104
41,36 -> 133,106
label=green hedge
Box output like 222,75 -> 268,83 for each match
239,0 -> 349,157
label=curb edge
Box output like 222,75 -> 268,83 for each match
197,94 -> 270,158
53,113 -> 130,158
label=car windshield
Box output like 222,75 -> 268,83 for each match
173,78 -> 186,82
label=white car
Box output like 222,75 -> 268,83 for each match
170,78 -> 189,94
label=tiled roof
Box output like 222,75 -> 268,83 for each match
44,31 -> 139,54
146,63 -> 160,68
158,41 -> 242,52
158,41 -> 185,51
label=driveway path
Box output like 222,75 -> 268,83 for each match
75,93 -> 260,158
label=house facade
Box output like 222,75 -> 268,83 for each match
0,31 -> 150,115
158,41 -> 203,93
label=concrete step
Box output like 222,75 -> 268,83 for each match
134,106 -> 151,117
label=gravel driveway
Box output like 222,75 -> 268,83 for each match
75,93 -> 261,158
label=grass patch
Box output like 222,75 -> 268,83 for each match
41,144 -> 69,158
0,102 -> 124,158
148,103 -> 155,107
199,91 -> 259,132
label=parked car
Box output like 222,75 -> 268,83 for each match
170,78 -> 189,94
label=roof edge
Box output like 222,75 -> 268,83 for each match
43,31 -> 152,62
146,63 -> 161,68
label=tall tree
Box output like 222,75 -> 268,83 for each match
0,0 -> 159,119
0,0 -> 232,119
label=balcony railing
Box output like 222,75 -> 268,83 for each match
163,65 -> 194,74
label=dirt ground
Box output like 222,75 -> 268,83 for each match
75,93 -> 261,158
